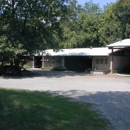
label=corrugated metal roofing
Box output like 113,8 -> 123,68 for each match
107,39 -> 130,48
36,47 -> 118,57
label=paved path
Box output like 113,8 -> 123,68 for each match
0,69 -> 130,130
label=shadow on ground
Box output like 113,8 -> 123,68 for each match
1,69 -> 94,79
45,90 -> 130,130
0,89 -> 108,130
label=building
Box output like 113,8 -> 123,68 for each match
107,39 -> 130,73
25,39 -> 130,74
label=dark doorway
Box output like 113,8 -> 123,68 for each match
35,56 -> 42,68
65,56 -> 92,71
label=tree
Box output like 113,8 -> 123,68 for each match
99,0 -> 130,45
60,0 -> 103,48
98,3 -> 121,46
84,0 -> 102,14
0,0 -> 72,75
112,0 -> 130,39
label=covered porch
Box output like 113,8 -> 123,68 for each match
107,39 -> 130,74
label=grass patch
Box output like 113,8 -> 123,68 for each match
41,67 -> 66,71
41,67 -> 53,71
23,64 -> 32,69
0,88 -> 108,130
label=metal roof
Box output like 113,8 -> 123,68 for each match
107,39 -> 130,48
36,47 -> 118,57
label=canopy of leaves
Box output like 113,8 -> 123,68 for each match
60,0 -> 103,48
60,0 -> 130,48
0,0 -> 72,58
1,0 -> 130,52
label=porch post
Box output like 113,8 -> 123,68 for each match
62,56 -> 65,67
112,48 -> 114,73
92,58 -> 94,70
42,56 -> 44,67
32,56 -> 35,68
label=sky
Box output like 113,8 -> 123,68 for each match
77,0 -> 117,7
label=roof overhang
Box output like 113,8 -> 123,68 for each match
39,47 -> 119,57
107,39 -> 130,49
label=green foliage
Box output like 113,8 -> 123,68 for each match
59,0 -> 130,48
99,0 -> 130,45
60,2 -> 103,48
84,0 -> 102,14
112,0 -> 130,39
0,0 -> 74,74
0,0 -> 72,56
98,4 -> 121,45
1,0 -> 130,52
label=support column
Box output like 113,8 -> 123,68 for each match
112,48 -> 114,73
42,56 -> 44,67
62,56 -> 65,67
32,56 -> 35,68
92,58 -> 94,70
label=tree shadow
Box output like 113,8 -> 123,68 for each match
46,90 -> 130,130
29,70 -> 93,78
0,89 -> 107,130
1,69 -> 94,79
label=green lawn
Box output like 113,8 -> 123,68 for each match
0,88 -> 108,130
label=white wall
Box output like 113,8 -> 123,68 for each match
92,56 -> 111,70
93,55 -> 130,72
25,55 -> 130,72
26,61 -> 33,66
43,56 -> 63,68
23,56 -> 34,68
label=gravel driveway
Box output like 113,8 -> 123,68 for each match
0,69 -> 130,130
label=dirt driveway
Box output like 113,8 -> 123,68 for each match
0,69 -> 130,130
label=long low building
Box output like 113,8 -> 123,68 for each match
24,39 -> 130,74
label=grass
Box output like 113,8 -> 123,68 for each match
0,88 -> 108,130
41,67 -> 53,71
41,67 -> 66,71
23,64 -> 32,69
